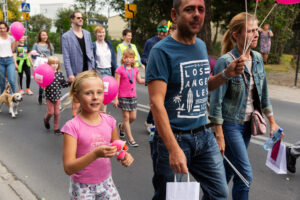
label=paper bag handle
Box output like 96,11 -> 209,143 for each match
174,173 -> 190,182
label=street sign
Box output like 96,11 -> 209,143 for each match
21,3 -> 30,13
22,12 -> 30,20
125,4 -> 137,19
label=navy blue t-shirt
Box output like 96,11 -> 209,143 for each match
146,36 -> 210,131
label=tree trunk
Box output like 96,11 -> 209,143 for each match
212,21 -> 219,46
198,0 -> 212,54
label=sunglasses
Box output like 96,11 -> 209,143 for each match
76,17 -> 83,20
157,25 -> 168,33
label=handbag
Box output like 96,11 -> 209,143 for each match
251,109 -> 267,135
166,173 -> 200,200
265,140 -> 287,174
227,52 -> 267,136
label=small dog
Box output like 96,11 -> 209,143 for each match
0,84 -> 23,118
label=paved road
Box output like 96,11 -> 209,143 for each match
0,80 -> 300,199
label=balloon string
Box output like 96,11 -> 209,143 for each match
254,0 -> 259,19
244,2 -> 278,55
242,0 -> 248,55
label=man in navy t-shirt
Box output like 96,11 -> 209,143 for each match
146,0 -> 246,199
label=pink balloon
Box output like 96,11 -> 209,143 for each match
33,64 -> 55,87
10,22 -> 25,41
102,76 -> 118,105
276,0 -> 300,4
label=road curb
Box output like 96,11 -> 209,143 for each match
0,162 -> 38,200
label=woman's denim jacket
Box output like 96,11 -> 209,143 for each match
209,46 -> 273,125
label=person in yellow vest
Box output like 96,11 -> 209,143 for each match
116,29 -> 144,69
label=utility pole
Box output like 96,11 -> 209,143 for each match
2,0 -> 8,23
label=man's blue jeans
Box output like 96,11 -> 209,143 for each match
151,128 -> 228,200
0,57 -> 16,94
222,121 -> 252,200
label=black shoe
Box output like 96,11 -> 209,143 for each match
118,123 -> 126,139
44,119 -> 50,130
54,129 -> 62,135
286,146 -> 296,173
38,95 -> 42,105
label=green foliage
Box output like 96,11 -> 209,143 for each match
109,0 -> 173,52
0,0 -> 22,22
28,14 -> 52,33
55,8 -> 74,33
259,2 -> 299,64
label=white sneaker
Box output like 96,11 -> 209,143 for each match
144,121 -> 154,133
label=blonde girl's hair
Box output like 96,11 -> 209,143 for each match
221,12 -> 257,55
121,48 -> 135,67
47,56 -> 61,72
68,70 -> 102,113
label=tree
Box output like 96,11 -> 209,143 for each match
28,14 -> 52,33
0,0 -> 22,22
198,0 -> 212,54
257,1 -> 299,63
55,8 -> 74,34
73,0 -> 105,24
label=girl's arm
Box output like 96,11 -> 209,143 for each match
63,134 -> 117,176
28,53 -> 34,67
13,53 -> 18,70
136,73 -> 145,84
113,73 -> 121,108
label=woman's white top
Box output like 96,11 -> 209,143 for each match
95,42 -> 112,69
0,35 -> 14,57
244,59 -> 255,121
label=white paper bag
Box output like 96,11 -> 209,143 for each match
33,57 -> 48,69
266,142 -> 287,174
166,173 -> 200,200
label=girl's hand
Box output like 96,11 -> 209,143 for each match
119,152 -> 134,167
113,99 -> 119,108
94,145 -> 117,158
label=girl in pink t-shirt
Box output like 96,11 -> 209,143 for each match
61,70 -> 134,200
113,48 -> 145,147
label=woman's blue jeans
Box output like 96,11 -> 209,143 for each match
222,121 -> 252,200
0,57 -> 16,94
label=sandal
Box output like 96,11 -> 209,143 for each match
128,140 -> 139,147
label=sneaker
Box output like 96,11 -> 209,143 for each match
118,123 -> 126,138
54,129 -> 62,135
19,89 -> 24,95
38,95 -> 43,105
128,140 -> 139,147
44,119 -> 50,130
26,88 -> 34,95
286,146 -> 296,173
144,121 -> 154,133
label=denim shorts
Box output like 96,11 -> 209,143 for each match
96,67 -> 112,77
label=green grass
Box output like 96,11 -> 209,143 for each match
265,54 -> 294,73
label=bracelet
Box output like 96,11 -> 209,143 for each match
221,69 -> 231,81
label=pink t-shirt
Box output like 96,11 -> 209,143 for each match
61,113 -> 116,184
115,66 -> 139,97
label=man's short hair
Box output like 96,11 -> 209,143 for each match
157,20 -> 168,28
122,29 -> 132,36
173,0 -> 182,13
70,11 -> 81,19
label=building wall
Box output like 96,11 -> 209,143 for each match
107,15 -> 128,40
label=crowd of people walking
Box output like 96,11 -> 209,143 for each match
1,0 -> 297,199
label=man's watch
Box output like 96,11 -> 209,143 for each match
221,69 -> 231,81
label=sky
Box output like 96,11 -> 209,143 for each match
25,0 -> 119,17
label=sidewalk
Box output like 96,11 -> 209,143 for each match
0,82 -> 298,199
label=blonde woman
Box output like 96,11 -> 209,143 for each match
209,13 -> 281,200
